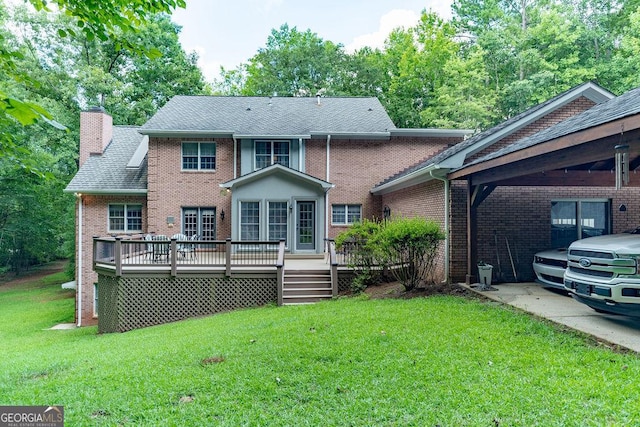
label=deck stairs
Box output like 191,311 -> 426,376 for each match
282,266 -> 333,305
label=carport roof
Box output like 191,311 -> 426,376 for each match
371,82 -> 613,195
458,85 -> 640,172
449,85 -> 640,185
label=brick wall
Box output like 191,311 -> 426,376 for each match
306,136 -> 460,238
448,184 -> 640,283
380,180 -> 448,282
147,137 -> 234,239
77,194 -> 147,326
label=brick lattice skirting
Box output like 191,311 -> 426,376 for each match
97,274 -> 277,333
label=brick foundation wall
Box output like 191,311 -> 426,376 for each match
77,194 -> 147,326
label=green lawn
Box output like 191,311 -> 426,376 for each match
1,269 -> 639,426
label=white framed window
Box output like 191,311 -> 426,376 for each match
268,201 -> 288,243
255,140 -> 289,169
240,201 -> 261,240
182,207 -> 216,240
108,204 -> 142,232
332,204 -> 362,225
182,142 -> 216,171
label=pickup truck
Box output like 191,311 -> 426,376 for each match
564,230 -> 640,317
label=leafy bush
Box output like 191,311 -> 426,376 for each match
335,219 -> 382,292
371,217 -> 445,291
335,217 -> 445,292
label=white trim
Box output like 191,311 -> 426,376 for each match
76,194 -> 83,327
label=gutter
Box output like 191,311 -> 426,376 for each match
233,135 -> 238,179
325,135 -> 331,240
76,193 -> 83,327
63,189 -> 148,195
371,164 -> 440,195
429,170 -> 450,283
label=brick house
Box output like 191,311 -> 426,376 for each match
65,96 -> 469,326
67,82 -> 639,330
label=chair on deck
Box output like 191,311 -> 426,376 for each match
172,233 -> 194,259
152,235 -> 170,261
145,234 -> 154,259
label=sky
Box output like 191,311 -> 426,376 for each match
172,0 -> 454,83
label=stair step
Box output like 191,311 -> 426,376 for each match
282,295 -> 333,304
284,268 -> 331,276
284,288 -> 332,294
284,281 -> 331,287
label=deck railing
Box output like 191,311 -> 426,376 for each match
94,236 -> 286,277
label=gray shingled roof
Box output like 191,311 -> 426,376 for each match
459,85 -> 640,170
65,126 -> 147,193
139,96 -> 397,136
373,82 -> 614,189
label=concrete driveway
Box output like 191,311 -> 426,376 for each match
467,283 -> 640,354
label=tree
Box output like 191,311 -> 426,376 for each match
240,24 -> 347,96
0,2 -> 204,272
421,45 -> 497,130
0,0 -> 186,167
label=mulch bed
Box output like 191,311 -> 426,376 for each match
362,281 -> 478,300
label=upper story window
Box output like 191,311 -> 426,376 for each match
182,142 -> 216,171
109,204 -> 142,232
255,140 -> 289,169
332,204 -> 362,225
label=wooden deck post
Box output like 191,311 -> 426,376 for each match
328,240 -> 338,297
225,238 -> 232,277
170,238 -> 177,277
276,239 -> 285,306
114,237 -> 122,277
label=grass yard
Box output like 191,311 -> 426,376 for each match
1,266 -> 639,426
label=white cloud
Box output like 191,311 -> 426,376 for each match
345,9 -> 420,53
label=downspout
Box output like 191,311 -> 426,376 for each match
430,171 -> 450,283
232,136 -> 238,179
76,193 -> 83,327
325,135 -> 331,240
298,138 -> 303,173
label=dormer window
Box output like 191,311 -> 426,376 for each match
255,140 -> 289,169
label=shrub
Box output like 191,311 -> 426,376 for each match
335,219 -> 383,293
372,217 -> 445,291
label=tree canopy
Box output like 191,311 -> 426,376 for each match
0,0 -> 208,273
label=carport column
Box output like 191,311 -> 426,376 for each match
466,178 -> 478,285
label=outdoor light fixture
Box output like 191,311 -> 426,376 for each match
619,204 -> 627,212
220,209 -> 225,221
383,205 -> 391,220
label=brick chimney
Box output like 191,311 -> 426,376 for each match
79,106 -> 113,167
